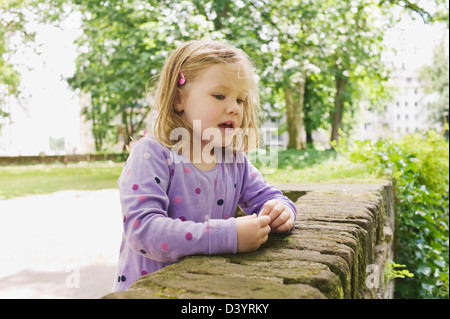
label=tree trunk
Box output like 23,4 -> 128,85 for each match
331,76 -> 346,145
306,131 -> 313,145
122,110 -> 130,152
285,88 -> 298,149
296,79 -> 307,150
285,75 -> 307,150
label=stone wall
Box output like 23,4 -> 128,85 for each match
103,180 -> 395,299
0,153 -> 127,165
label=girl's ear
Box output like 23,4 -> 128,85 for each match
174,88 -> 184,113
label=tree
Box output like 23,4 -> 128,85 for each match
0,0 -> 33,118
267,1 -> 321,150
317,0 -> 393,145
0,0 -> 66,120
303,71 -> 334,145
68,0 -> 222,151
51,0 -> 450,151
380,0 -> 449,25
304,0 -> 448,145
211,0 -> 392,148
202,0 -> 324,150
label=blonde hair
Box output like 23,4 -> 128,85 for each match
151,40 -> 261,152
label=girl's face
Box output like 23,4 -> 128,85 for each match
175,63 -> 248,149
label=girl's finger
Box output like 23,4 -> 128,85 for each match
259,200 -> 278,216
272,217 -> 294,233
258,215 -> 271,226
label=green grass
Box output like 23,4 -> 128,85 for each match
262,159 -> 379,184
0,148 -> 379,200
252,148 -> 378,184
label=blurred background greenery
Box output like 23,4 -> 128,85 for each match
1,0 -> 449,152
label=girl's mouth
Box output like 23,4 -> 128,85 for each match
218,121 -> 235,134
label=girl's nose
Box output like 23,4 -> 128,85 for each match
225,101 -> 240,115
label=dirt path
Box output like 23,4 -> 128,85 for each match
0,189 -> 122,299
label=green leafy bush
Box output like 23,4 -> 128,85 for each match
337,130 -> 449,298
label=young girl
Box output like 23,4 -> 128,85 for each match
112,40 -> 297,292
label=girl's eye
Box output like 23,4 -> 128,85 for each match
213,95 -> 245,104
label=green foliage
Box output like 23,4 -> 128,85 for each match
0,0 -> 31,107
337,131 -> 449,298
67,0 -> 410,150
386,262 -> 414,280
3,0 -> 448,148
68,0 -> 223,151
0,0 -> 67,116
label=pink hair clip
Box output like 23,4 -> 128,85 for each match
178,69 -> 186,85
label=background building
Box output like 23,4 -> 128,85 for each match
355,63 -> 438,142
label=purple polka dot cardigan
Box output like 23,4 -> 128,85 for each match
112,137 -> 296,292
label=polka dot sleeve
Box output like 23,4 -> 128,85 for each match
118,137 -> 237,263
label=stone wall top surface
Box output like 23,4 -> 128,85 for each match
103,180 -> 395,299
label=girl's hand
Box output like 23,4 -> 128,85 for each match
236,214 -> 271,253
259,200 -> 294,233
